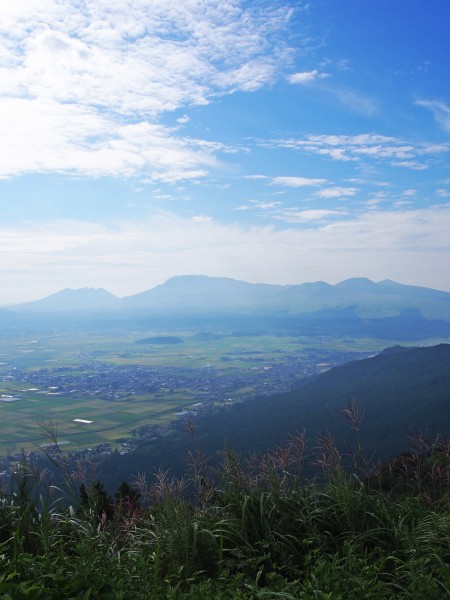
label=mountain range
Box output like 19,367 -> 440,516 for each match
6,275 -> 450,321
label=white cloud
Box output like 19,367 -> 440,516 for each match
0,0 -> 293,180
316,187 -> 358,199
288,69 -> 328,84
271,176 -> 327,187
0,98 -> 223,181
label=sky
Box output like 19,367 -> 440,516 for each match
1,0 -> 450,304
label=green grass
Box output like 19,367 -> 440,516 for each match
2,432 -> 450,598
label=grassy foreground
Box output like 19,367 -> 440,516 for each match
2,421 -> 450,599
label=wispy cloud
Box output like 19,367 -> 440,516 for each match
417,99 -> 450,134
264,133 -> 449,168
273,208 -> 346,223
0,0 -> 293,180
250,200 -> 283,210
287,61 -> 376,116
331,87 -> 378,117
390,161 -> 428,171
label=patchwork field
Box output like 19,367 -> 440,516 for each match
0,322 -> 442,455
0,386 -> 194,453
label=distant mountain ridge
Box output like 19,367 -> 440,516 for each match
6,275 -> 450,322
120,275 -> 284,310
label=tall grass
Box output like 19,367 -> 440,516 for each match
1,425 -> 450,598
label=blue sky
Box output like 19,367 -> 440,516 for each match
1,0 -> 449,303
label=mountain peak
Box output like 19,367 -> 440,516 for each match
10,287 -> 120,312
336,277 -> 376,289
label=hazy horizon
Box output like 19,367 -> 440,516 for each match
1,1 -> 449,304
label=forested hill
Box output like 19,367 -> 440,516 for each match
192,343 -> 450,460
99,343 -> 450,488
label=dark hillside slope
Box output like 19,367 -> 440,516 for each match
99,344 -> 450,488
201,343 -> 450,460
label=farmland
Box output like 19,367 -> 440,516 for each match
0,320 -> 442,457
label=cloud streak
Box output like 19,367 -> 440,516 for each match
417,100 -> 450,134
264,133 -> 449,168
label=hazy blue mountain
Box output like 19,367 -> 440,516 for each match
120,275 -> 286,310
9,287 -> 121,312
0,307 -> 15,322
6,276 -> 450,323
276,277 -> 450,318
287,305 -> 450,340
120,275 -> 450,319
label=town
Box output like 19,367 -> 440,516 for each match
0,338 -> 372,469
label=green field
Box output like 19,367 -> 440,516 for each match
0,325 -> 444,455
0,384 -> 199,454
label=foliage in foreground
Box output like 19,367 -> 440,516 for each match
2,416 -> 450,598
